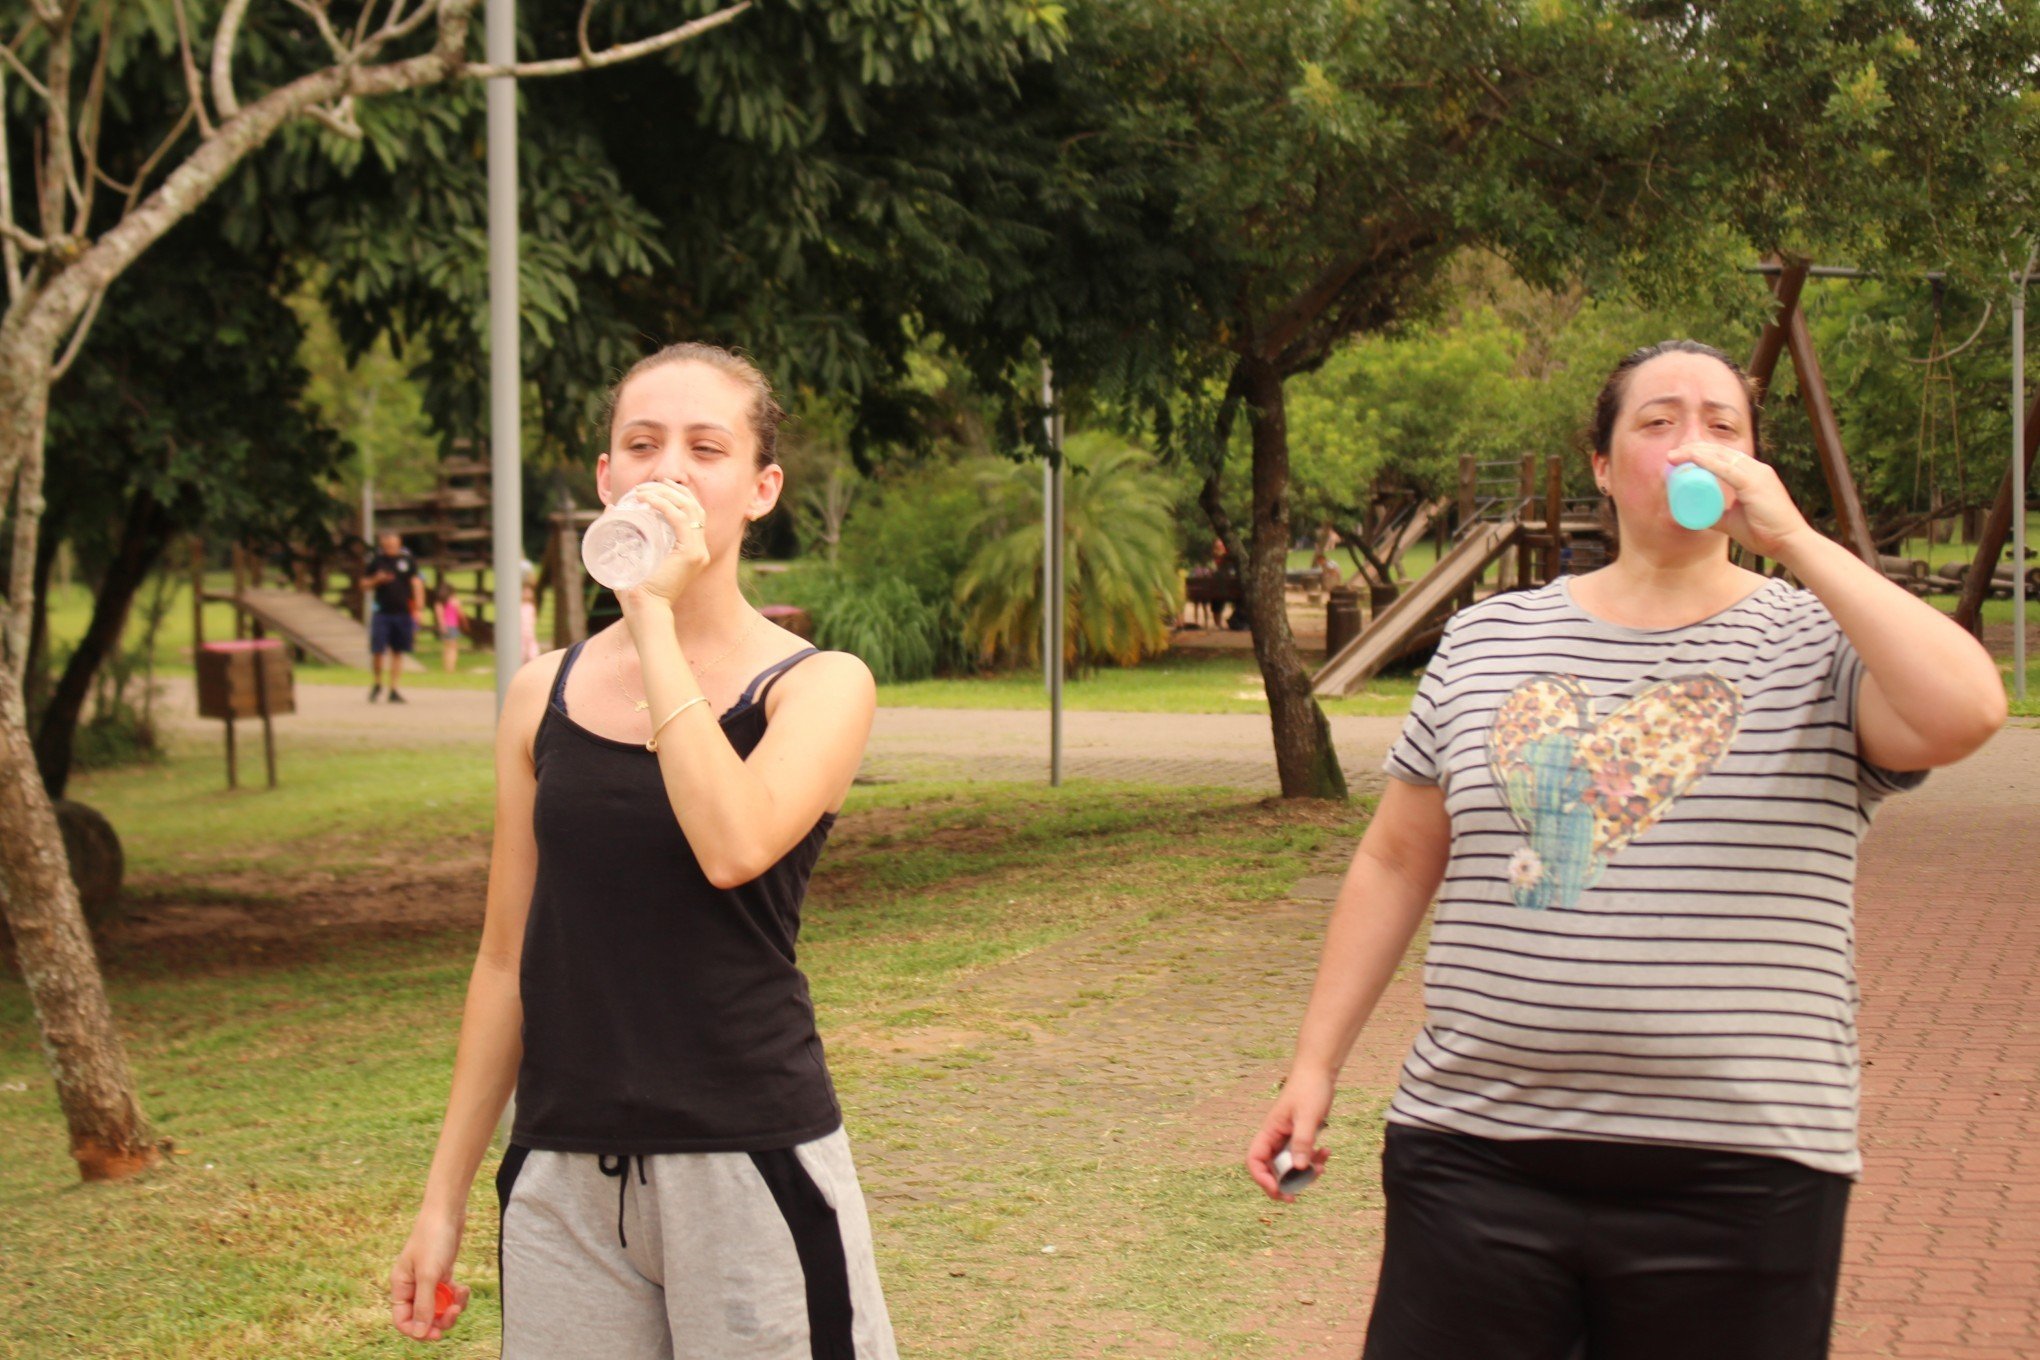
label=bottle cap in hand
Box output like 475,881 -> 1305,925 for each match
1271,1146 -> 1319,1195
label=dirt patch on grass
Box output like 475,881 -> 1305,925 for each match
91,856 -> 490,975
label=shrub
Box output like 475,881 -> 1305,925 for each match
956,434 -> 1183,671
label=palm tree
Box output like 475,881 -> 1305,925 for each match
957,434 -> 1184,671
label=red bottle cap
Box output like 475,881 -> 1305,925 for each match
434,1280 -> 456,1316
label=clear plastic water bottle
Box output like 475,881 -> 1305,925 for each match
581,487 -> 676,592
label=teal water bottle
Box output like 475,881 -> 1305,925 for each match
1665,463 -> 1726,531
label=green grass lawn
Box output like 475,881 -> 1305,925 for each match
0,733 -> 1372,1359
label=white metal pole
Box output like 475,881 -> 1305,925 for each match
487,0 -> 523,708
1041,360 -> 1063,786
2014,246 -> 2031,701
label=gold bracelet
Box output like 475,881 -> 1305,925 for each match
645,696 -> 709,751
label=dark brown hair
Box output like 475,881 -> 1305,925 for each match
602,342 -> 786,468
1586,339 -> 1766,460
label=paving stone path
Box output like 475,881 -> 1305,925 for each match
842,715 -> 2040,1357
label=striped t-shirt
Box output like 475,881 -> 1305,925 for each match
1382,576 -> 1925,1176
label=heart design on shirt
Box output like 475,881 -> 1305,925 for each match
1486,674 -> 1742,910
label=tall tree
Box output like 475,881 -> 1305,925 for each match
1033,0 -> 2040,798
0,0 -> 750,1182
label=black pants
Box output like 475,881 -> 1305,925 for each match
1362,1125 -> 1851,1360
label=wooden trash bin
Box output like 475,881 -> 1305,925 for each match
1325,585 -> 1364,657
196,639 -> 294,789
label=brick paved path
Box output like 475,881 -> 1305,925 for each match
1832,727 -> 2040,1359
844,714 -> 2040,1357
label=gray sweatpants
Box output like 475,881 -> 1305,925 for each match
497,1127 -> 898,1359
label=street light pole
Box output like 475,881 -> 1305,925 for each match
487,0 -> 523,708
2014,242 -> 2033,701
1041,360 -> 1064,787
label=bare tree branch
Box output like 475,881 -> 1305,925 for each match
306,97 -> 365,140
0,219 -> 50,255
0,32 -> 51,100
23,0 -> 749,355
48,283 -> 104,383
466,1 -> 751,78
284,0 -> 353,63
169,0 -> 218,138
209,0 -> 255,122
0,69 -> 24,299
38,6 -> 76,254
106,103 -> 200,216
26,0 -> 479,349
376,0 -> 437,46
578,0 -> 604,63
69,0 -> 113,239
352,0 -> 384,51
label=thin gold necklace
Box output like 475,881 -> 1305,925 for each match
612,614 -> 760,713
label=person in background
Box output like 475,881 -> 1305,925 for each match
436,584 -> 466,675
362,530 -> 425,703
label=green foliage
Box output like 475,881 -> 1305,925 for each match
956,435 -> 1182,670
782,570 -> 944,685
290,286 -> 443,507
1773,279 -> 2020,533
226,0 -> 1081,472
44,209 -> 348,563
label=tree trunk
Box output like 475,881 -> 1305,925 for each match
0,346 -> 157,1182
1198,369 -> 1250,570
24,515 -> 59,717
1240,357 -> 1347,800
35,486 -> 170,799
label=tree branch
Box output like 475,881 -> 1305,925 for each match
306,97 -> 364,140
375,0 -> 438,47
23,0 -> 745,357
69,0 -> 113,239
0,70 -> 26,299
0,32 -> 51,100
209,0 -> 255,122
284,0 -> 353,63
0,218 -> 50,256
169,0 -> 217,138
48,284 -> 103,383
110,103 -> 199,216
465,1 -> 751,78
38,6 -> 75,256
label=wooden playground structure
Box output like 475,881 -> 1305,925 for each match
1313,258 -> 2040,695
189,445 -> 610,667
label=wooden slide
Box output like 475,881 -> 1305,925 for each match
208,587 -> 372,670
1312,516 -> 1523,697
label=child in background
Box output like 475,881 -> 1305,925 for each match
437,586 -> 466,674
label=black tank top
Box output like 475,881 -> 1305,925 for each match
511,641 -> 843,1154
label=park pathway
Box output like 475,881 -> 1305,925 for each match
842,710 -> 2040,1357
